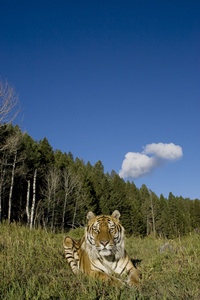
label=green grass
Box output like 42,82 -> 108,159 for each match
0,223 -> 200,299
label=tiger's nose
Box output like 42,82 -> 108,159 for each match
100,240 -> 109,247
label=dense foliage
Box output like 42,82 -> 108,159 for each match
0,123 -> 200,237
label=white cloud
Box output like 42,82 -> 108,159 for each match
119,143 -> 183,179
143,143 -> 183,160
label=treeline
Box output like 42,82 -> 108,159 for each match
0,123 -> 200,237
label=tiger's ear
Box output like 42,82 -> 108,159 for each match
87,211 -> 95,221
112,210 -> 120,220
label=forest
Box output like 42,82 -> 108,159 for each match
0,122 -> 200,238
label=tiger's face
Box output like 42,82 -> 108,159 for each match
85,210 -> 125,259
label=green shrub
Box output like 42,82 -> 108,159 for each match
66,227 -> 85,240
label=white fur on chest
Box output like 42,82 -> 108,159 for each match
82,238 -> 126,275
90,255 -> 128,275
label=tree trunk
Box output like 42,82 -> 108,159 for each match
0,162 -> 6,223
26,180 -> 30,225
46,190 -> 51,228
72,198 -> 77,229
62,193 -> 68,232
30,169 -> 37,230
150,193 -> 156,237
51,190 -> 56,232
8,152 -> 17,224
146,216 -> 149,236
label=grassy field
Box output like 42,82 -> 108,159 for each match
0,222 -> 200,300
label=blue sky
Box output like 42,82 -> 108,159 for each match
0,0 -> 199,199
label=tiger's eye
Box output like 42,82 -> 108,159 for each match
93,227 -> 99,234
109,227 -> 115,233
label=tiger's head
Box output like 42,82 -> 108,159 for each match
85,210 -> 125,260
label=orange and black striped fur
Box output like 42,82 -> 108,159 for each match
63,210 -> 140,287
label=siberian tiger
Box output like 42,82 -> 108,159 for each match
63,210 -> 140,287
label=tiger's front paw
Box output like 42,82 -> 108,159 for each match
127,268 -> 140,287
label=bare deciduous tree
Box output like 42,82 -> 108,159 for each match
0,79 -> 19,125
50,168 -> 60,232
26,180 -> 31,225
62,168 -> 80,231
0,80 -> 20,222
0,152 -> 7,222
42,167 -> 61,231
8,151 -> 17,224
0,131 -> 24,224
30,169 -> 37,230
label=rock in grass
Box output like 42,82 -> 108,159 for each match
159,243 -> 173,253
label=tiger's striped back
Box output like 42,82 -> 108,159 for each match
63,236 -> 82,274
